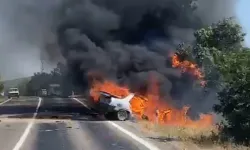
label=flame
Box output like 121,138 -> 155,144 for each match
88,54 -> 212,128
90,80 -> 130,102
89,79 -> 213,128
171,54 -> 206,87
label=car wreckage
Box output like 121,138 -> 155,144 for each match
91,91 -> 135,121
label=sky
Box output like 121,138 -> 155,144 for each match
237,0 -> 250,46
0,0 -> 57,81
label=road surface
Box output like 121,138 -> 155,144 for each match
0,97 -> 159,150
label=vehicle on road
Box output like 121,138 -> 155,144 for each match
39,89 -> 48,97
48,84 -> 62,97
91,91 -> 135,121
8,88 -> 19,99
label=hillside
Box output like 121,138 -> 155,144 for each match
3,77 -> 31,90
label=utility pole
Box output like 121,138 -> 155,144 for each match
40,48 -> 45,73
40,57 -> 45,73
41,60 -> 44,73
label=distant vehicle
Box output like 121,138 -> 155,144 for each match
40,89 -> 47,97
48,84 -> 61,97
91,91 -> 135,121
8,88 -> 19,99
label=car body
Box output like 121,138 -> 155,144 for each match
8,88 -> 19,98
48,84 -> 62,97
40,89 -> 48,97
93,91 -> 135,121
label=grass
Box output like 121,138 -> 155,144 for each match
0,96 -> 6,102
138,120 -> 250,150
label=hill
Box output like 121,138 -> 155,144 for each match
3,77 -> 31,91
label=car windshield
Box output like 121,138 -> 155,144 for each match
9,88 -> 18,92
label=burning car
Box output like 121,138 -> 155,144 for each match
91,91 -> 135,121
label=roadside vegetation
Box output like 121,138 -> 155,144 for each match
187,17 -> 250,147
22,62 -> 75,96
0,76 -> 4,101
137,17 -> 250,149
0,76 -> 4,93
139,121 -> 250,150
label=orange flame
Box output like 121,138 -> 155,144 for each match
89,54 -> 212,128
90,80 -> 130,102
89,79 -> 213,128
171,54 -> 206,87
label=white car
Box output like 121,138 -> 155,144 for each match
8,88 -> 19,99
41,89 -> 47,96
94,91 -> 135,121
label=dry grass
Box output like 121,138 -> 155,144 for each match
138,120 -> 250,150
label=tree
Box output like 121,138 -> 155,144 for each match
25,62 -> 72,96
213,50 -> 250,143
0,76 -> 4,93
17,78 -> 30,96
26,72 -> 52,95
194,18 -> 245,52
192,17 -> 250,144
192,18 -> 246,88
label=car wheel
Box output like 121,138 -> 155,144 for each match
116,110 -> 129,121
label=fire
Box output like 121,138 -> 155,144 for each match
89,79 -> 213,128
171,54 -> 206,87
90,80 -> 130,102
89,54 -> 213,128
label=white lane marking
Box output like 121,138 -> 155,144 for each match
107,121 -> 160,150
73,98 -> 160,150
0,98 -> 12,105
12,97 -> 42,150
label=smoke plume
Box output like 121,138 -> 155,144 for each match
55,0 -> 237,115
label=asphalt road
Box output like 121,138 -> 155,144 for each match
0,97 -> 157,150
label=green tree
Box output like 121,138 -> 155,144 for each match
194,18 -> 245,52
192,17 -> 250,144
214,50 -> 250,144
26,72 -> 52,95
0,76 -> 4,93
25,62 -> 71,96
192,18 -> 246,88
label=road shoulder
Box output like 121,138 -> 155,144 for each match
73,97 -> 204,150
113,121 -> 187,150
72,98 -> 163,150
0,121 -> 28,150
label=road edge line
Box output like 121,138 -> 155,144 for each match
73,98 -> 160,150
12,97 -> 42,150
0,98 -> 12,105
107,121 -> 160,150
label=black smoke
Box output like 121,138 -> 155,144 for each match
55,0 -> 237,115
